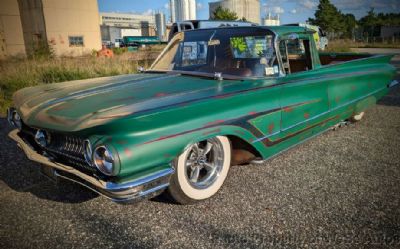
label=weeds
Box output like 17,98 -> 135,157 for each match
325,39 -> 400,53
0,55 -> 153,116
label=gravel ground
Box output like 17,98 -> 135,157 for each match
1,57 -> 399,249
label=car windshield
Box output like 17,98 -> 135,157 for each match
149,28 -> 279,78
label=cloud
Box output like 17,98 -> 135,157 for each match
299,0 -> 317,10
142,9 -> 153,15
290,9 -> 297,14
332,0 -> 365,10
197,2 -> 204,10
272,6 -> 285,14
164,3 -> 169,9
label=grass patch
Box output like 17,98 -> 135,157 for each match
324,40 -> 353,53
325,39 -> 400,53
0,55 -> 153,116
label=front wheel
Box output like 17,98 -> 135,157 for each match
167,136 -> 231,204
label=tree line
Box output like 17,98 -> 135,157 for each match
210,0 -> 400,39
308,0 -> 400,39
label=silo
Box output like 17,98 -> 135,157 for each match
188,0 -> 196,20
155,12 -> 166,41
170,0 -> 176,22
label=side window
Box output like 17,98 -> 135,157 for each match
175,41 -> 208,68
279,39 -> 313,74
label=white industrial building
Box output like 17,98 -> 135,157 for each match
99,12 -> 156,43
169,0 -> 196,22
209,0 -> 261,24
262,13 -> 280,26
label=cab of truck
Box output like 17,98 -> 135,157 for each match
168,20 -> 256,41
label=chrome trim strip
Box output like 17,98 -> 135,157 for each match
389,80 -> 399,88
8,129 -> 174,203
253,86 -> 386,143
105,168 -> 174,191
258,127 -> 332,162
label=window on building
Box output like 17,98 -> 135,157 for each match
69,36 -> 84,47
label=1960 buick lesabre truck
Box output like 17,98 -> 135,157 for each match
7,26 -> 398,204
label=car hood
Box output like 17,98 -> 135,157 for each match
13,73 -> 245,132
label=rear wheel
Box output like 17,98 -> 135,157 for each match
167,136 -> 231,204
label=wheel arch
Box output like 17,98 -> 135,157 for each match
180,125 -> 264,165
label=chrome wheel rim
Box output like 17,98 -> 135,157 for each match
184,138 -> 225,189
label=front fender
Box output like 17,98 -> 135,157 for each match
110,125 -> 262,178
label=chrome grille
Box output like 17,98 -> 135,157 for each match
50,134 -> 84,157
19,123 -> 97,173
46,133 -> 96,173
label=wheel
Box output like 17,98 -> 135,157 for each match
350,111 -> 365,122
167,136 -> 231,204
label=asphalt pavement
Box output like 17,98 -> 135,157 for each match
1,55 -> 399,249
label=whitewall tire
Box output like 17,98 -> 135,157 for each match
167,136 -> 231,204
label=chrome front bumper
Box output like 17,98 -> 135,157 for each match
8,129 -> 174,203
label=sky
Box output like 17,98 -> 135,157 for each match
98,0 -> 400,24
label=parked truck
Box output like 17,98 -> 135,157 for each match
8,26 -> 397,204
285,23 -> 329,50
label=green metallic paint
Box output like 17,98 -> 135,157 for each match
12,30 -> 396,183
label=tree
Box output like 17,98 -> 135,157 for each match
211,6 -> 238,21
309,1 -> 400,40
358,8 -> 379,37
342,14 -> 356,39
308,0 -> 345,36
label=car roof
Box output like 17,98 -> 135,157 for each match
266,25 -> 313,35
182,25 -> 312,37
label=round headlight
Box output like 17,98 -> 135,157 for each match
12,110 -> 22,130
83,140 -> 93,165
93,146 -> 115,175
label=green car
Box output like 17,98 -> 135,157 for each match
7,26 -> 397,204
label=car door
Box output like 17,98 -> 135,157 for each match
276,34 -> 330,148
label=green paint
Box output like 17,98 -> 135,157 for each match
11,27 -> 397,184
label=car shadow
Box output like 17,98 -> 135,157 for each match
0,118 -> 99,203
2,79 -> 397,204
0,118 -> 174,204
377,84 -> 400,107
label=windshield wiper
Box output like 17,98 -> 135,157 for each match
168,70 -> 247,80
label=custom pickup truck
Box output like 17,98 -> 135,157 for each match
8,26 -> 397,204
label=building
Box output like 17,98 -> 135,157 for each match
262,13 -> 280,26
0,0 -> 101,58
380,26 -> 400,39
100,12 -> 156,43
0,0 -> 25,59
169,0 -> 196,23
155,12 -> 167,41
209,0 -> 261,24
